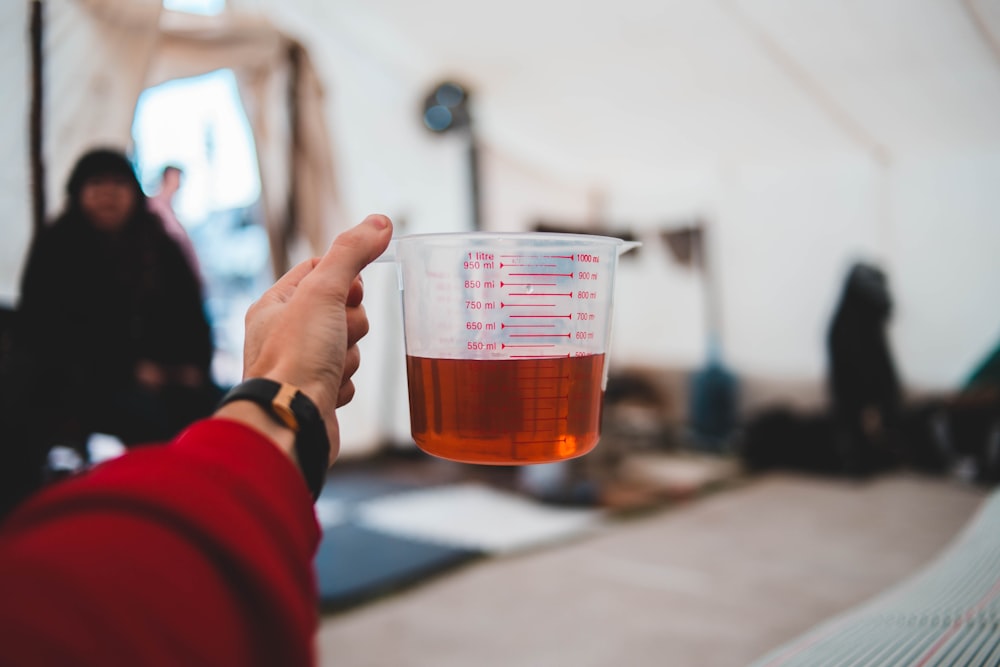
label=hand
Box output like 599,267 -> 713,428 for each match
240,214 -> 392,463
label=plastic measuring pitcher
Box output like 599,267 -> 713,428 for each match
381,232 -> 639,465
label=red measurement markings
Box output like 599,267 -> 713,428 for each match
501,323 -> 554,328
499,254 -> 574,260
509,353 -> 573,358
508,334 -> 571,338
522,417 -> 569,425
500,282 -> 557,287
508,314 -> 573,319
506,292 -> 573,298
501,304 -> 557,309
502,344 -> 555,350
506,272 -> 574,277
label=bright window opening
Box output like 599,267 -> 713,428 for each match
132,69 -> 271,387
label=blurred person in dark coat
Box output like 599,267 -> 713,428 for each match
827,262 -> 901,475
10,148 -> 218,471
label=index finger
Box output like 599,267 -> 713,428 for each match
265,257 -> 321,304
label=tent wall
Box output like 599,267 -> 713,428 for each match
44,0 -> 162,218
606,149 -> 1000,393
1,2 -> 998,459
0,3 -> 31,305
0,2 -> 344,298
709,155 -> 886,382
890,151 -> 1000,388
249,0 -> 1000,398
2,0 -> 162,302
255,6 -> 472,452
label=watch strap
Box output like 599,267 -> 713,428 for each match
218,378 -> 330,501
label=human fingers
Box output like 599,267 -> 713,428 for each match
341,344 -> 361,381
345,304 -> 369,348
261,257 -> 320,304
336,345 -> 361,408
304,215 -> 392,301
346,275 -> 364,308
337,380 -> 356,408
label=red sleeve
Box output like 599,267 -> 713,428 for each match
0,419 -> 321,667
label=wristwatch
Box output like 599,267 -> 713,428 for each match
218,378 -> 330,501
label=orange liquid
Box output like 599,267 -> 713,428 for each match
405,354 -> 606,464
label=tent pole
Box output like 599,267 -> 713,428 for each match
962,0 -> 1000,66
29,0 -> 45,235
269,41 -> 304,278
468,131 -> 482,231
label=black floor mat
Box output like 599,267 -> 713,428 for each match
313,473 -> 481,611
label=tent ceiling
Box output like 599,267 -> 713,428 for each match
306,0 -> 1000,186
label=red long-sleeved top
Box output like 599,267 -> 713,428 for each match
0,419 -> 321,667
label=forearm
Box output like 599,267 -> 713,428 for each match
0,418 -> 320,667
215,401 -> 296,463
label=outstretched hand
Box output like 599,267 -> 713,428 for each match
240,214 -> 393,463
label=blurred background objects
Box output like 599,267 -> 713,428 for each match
1,1 -> 1000,662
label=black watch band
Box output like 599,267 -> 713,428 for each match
218,378 -> 330,501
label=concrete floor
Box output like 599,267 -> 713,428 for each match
317,472 -> 987,667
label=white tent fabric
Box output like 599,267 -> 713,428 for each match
8,0 -> 341,287
147,8 -> 343,273
0,0 -> 160,307
43,0 -> 161,209
2,0 -> 1000,455
0,2 -> 34,306
233,0 -> 1000,393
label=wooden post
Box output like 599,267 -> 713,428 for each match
29,0 -> 46,235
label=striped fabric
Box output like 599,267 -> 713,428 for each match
749,490 -> 1000,667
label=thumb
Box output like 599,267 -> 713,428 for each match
309,215 -> 393,298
